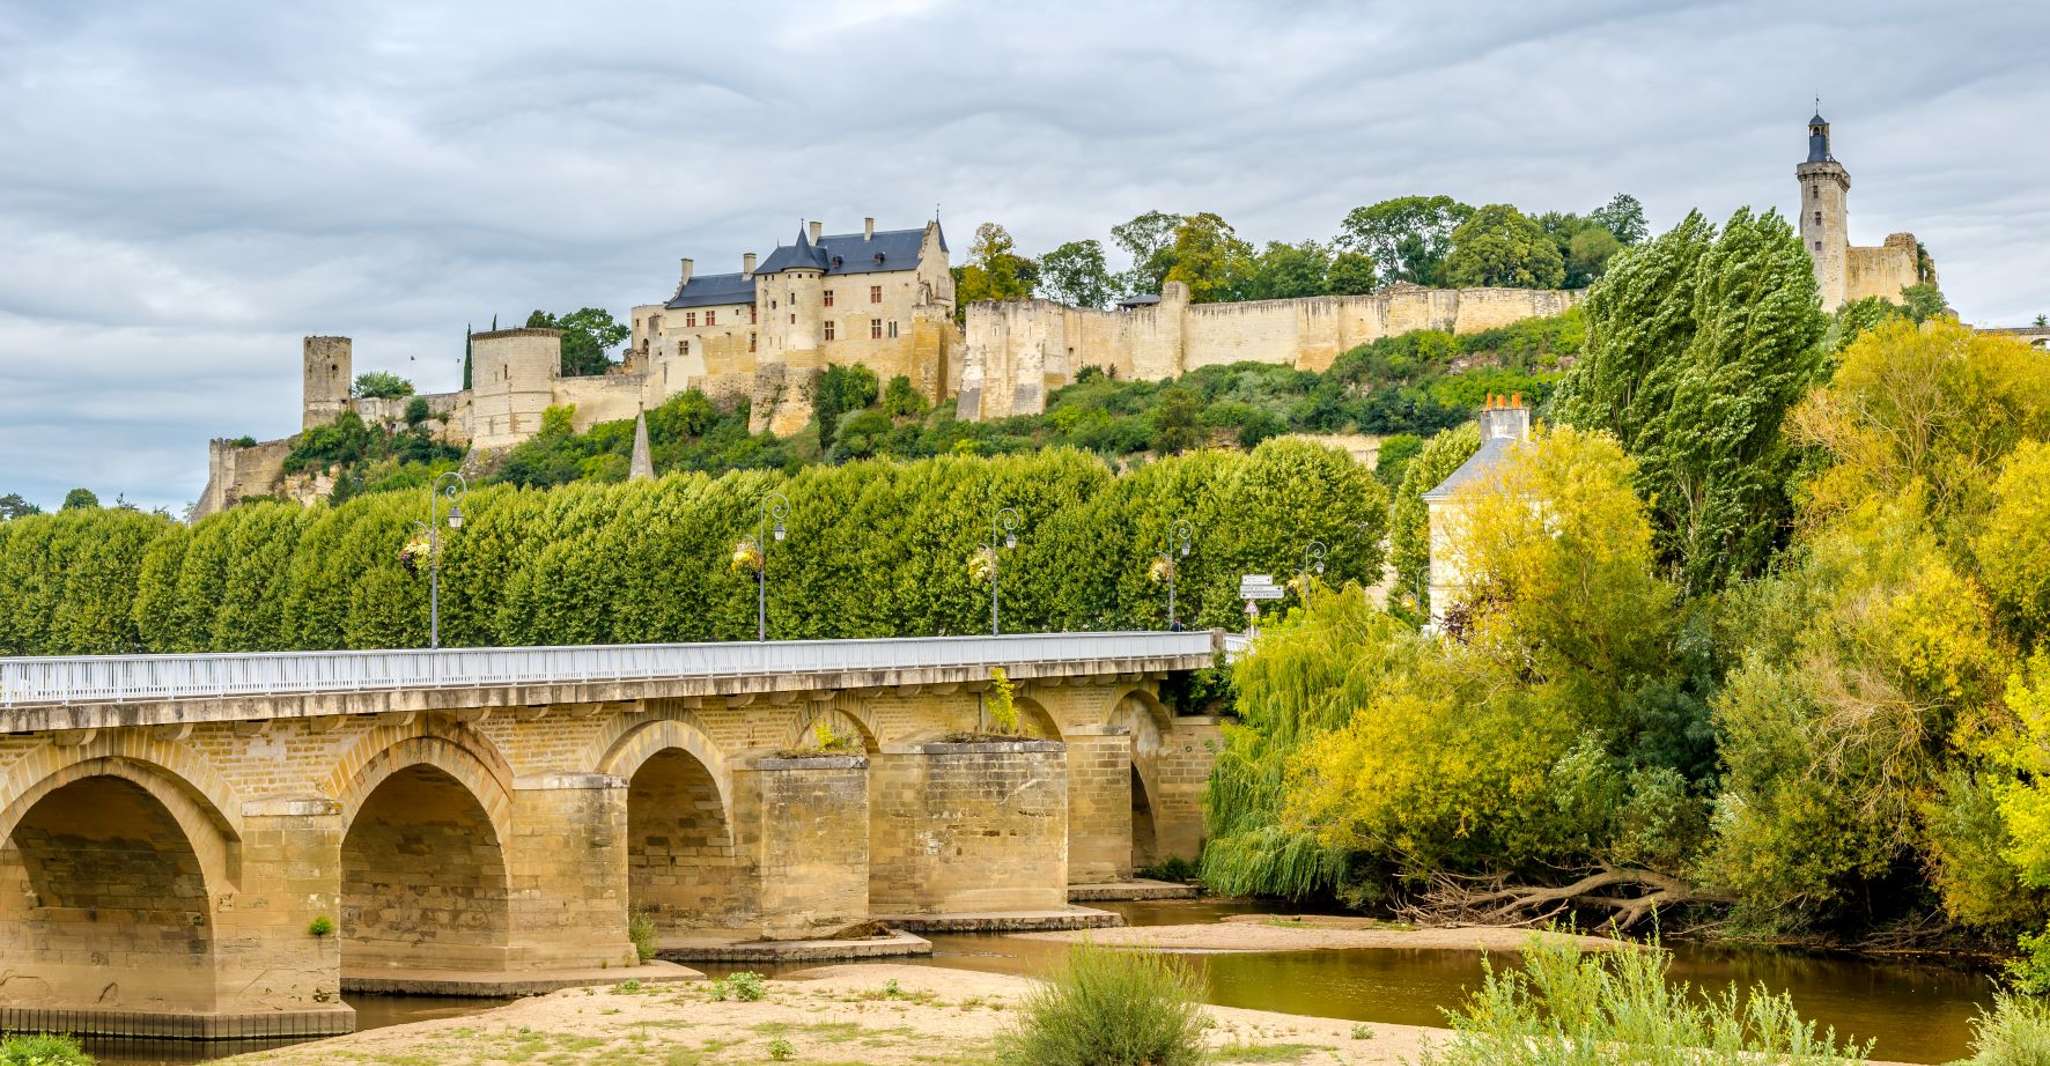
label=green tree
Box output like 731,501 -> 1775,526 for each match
1440,204 -> 1566,289
1110,210 -> 1184,297
1335,195 -> 1474,287
351,371 -> 414,399
953,223 -> 1038,321
1326,250 -> 1377,295
0,493 -> 38,520
1589,192 -> 1650,245
1161,212 -> 1254,303
1243,240 -> 1330,300
526,307 -> 629,377
1556,207 -> 1826,594
60,488 -> 98,511
1901,282 -> 1948,322
1036,239 -> 1115,308
811,364 -> 880,451
1148,387 -> 1204,455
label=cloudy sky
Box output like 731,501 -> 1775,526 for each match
2,0 -> 2046,513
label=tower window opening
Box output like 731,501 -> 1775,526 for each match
824,320 -> 836,341
705,310 -> 716,325
1814,241 -> 1822,251
824,289 -> 835,307
1813,211 -> 1823,226
871,318 -> 882,339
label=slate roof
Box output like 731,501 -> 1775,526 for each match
755,224 -> 943,277
665,271 -> 756,310
1421,435 -> 1517,502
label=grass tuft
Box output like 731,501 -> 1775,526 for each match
994,941 -> 1207,1066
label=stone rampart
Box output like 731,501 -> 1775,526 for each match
959,283 -> 1583,420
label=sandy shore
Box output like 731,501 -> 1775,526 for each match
1016,914 -> 1627,954
221,963 -> 1439,1065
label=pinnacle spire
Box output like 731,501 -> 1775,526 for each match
629,408 -> 655,481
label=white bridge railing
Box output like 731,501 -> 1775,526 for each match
0,631 -> 1219,708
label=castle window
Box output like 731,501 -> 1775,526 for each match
705,310 -> 716,325
824,289 -> 835,307
1811,186 -> 1819,199
749,332 -> 757,352
771,299 -> 777,310
870,285 -> 882,303
685,311 -> 697,327
1813,211 -> 1822,226
887,320 -> 899,339
750,304 -> 758,324
681,339 -> 689,355
824,320 -> 836,341
871,318 -> 883,339
1814,241 -> 1822,251
789,313 -> 796,324
789,290 -> 795,303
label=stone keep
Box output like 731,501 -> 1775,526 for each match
1796,111 -> 1931,310
302,336 -> 353,430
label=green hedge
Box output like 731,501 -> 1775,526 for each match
0,440 -> 1385,655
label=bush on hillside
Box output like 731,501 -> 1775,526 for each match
0,1034 -> 94,1066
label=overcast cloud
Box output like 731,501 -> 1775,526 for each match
2,0 -> 2045,513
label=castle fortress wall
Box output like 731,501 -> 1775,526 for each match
959,282 -> 1583,420
1845,233 -> 1923,305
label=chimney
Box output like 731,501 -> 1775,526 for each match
808,220 -> 823,244
679,258 -> 694,289
743,251 -> 757,278
864,217 -> 875,240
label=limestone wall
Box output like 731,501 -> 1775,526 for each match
960,284 -> 1583,420
868,740 -> 1068,914
1845,233 -> 1923,305
195,435 -> 295,518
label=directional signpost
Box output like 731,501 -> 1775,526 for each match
1240,573 -> 1284,636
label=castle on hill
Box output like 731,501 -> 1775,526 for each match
196,114 -> 1965,517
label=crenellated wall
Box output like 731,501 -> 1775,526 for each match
958,282 -> 1583,420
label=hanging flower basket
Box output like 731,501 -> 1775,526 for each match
967,546 -> 998,584
397,533 -> 432,576
731,539 -> 764,574
1147,556 -> 1176,584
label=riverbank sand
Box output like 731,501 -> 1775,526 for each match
220,963 -> 1439,1065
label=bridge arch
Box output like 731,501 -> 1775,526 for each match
1106,688 -> 1172,871
0,760 -> 229,1012
332,724 -> 517,976
601,715 -> 749,931
785,697 -> 883,755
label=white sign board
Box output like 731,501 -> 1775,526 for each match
1238,574 -> 1285,601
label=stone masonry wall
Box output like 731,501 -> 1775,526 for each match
868,740 -> 1068,914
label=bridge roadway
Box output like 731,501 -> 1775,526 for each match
0,631 -> 1222,1039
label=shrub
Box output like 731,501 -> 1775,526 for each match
1959,995 -> 2050,1066
627,908 -> 658,962
307,915 -> 334,937
995,942 -> 1208,1066
404,396 -> 431,425
712,971 -> 766,1002
0,1034 -> 93,1065
1417,938 -> 1871,1065
986,667 -> 1019,734
767,1037 -> 795,1060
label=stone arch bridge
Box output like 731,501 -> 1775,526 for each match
0,632 -> 1222,1039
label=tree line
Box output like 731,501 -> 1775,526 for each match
0,440 -> 1384,657
954,193 -> 1648,317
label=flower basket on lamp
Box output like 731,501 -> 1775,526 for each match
730,539 -> 765,574
398,533 -> 433,577
968,545 -> 998,584
1147,556 -> 1176,584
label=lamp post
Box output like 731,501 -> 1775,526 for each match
1300,538 -> 1328,597
414,471 -> 466,650
756,491 -> 790,642
988,505 -> 1021,635
1163,519 -> 1193,630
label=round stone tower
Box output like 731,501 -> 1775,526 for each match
469,328 -> 562,450
303,336 -> 353,429
1796,111 -> 1851,309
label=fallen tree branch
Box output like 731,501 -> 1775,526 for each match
1398,866 -> 1731,932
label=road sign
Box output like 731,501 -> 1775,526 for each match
1238,574 -> 1285,601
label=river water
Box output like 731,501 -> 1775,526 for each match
85,900 -> 1995,1065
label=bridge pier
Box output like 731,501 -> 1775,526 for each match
503,775 -> 637,972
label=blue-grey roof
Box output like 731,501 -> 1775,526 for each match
755,224 -> 943,277
666,271 -> 756,310
1422,435 -> 1517,501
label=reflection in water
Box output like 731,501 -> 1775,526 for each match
86,900 -> 1995,1066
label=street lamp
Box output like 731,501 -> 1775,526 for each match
988,505 -> 1021,635
756,491 -> 790,642
1300,539 -> 1328,600
413,471 -> 467,650
1162,518 -> 1193,630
